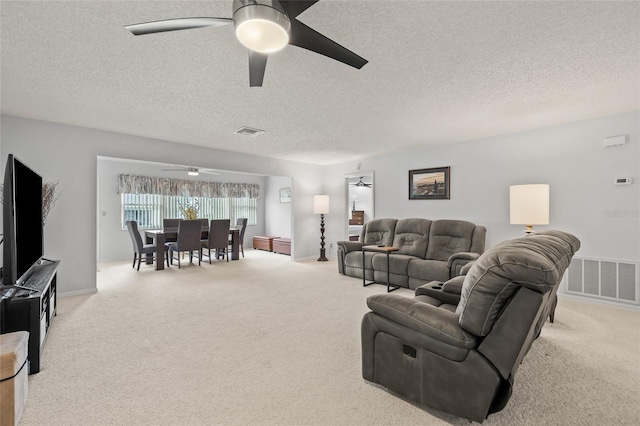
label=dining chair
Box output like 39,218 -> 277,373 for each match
126,220 -> 159,270
163,218 -> 181,231
202,219 -> 231,263
198,218 -> 209,239
231,218 -> 248,257
166,220 -> 203,268
163,218 -> 181,243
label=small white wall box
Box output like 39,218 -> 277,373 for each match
614,177 -> 632,185
603,134 -> 628,147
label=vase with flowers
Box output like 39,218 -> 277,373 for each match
179,198 -> 199,220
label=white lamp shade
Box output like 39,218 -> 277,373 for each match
314,195 -> 330,214
510,184 -> 549,225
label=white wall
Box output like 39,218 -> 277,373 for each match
96,158 -> 266,262
1,115 -> 324,295
3,111 -> 638,295
264,176 -> 292,239
324,111 -> 640,262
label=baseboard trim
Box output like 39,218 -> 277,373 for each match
58,288 -> 97,298
557,292 -> 640,311
294,255 -> 335,262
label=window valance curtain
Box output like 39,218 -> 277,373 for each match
117,174 -> 259,199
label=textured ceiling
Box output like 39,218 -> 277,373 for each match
1,1 -> 639,165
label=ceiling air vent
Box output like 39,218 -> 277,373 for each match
234,126 -> 265,137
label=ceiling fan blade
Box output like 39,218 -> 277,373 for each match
279,1 -> 319,18
124,17 -> 231,36
288,20 -> 367,69
249,50 -> 268,87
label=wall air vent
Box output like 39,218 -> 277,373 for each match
563,257 -> 639,305
234,126 -> 265,137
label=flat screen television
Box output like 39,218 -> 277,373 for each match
3,154 -> 44,286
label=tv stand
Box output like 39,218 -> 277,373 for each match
11,283 -> 39,292
1,259 -> 59,374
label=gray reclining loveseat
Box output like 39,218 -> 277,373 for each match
337,218 -> 486,289
361,230 -> 580,422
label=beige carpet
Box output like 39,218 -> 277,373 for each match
19,250 -> 640,425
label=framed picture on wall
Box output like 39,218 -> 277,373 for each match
279,188 -> 292,203
409,167 -> 450,200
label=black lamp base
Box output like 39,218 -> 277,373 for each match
318,213 -> 328,262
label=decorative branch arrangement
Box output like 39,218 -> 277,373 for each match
42,181 -> 60,225
179,198 -> 199,220
0,180 -> 61,226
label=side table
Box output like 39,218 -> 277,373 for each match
362,245 -> 400,292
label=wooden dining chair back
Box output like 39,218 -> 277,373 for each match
235,218 -> 248,257
163,218 -> 181,232
162,218 -> 180,242
166,219 -> 202,268
202,219 -> 231,263
126,220 -> 158,270
198,218 -> 209,239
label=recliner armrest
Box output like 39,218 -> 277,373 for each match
460,261 -> 475,275
447,251 -> 481,268
442,275 -> 465,295
415,281 -> 444,296
366,294 -> 477,349
415,278 -> 463,306
447,252 -> 481,277
336,240 -> 364,254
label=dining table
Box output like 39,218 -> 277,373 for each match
144,227 -> 241,270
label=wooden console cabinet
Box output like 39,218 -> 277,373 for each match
253,236 -> 279,252
273,238 -> 291,256
1,259 -> 59,374
349,210 -> 365,225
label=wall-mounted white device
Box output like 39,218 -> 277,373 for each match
603,134 -> 628,147
614,177 -> 632,185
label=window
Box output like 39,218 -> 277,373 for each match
122,194 -> 257,229
122,194 -> 162,229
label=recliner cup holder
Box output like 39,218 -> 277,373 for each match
432,285 -> 443,289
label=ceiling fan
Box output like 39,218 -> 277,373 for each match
124,0 -> 367,87
350,177 -> 372,188
161,166 -> 220,176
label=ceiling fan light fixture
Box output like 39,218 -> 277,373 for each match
124,1 -> 367,87
353,177 -> 372,188
187,168 -> 199,176
233,3 -> 291,54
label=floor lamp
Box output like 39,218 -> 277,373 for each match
510,184 -> 549,235
314,194 -> 330,261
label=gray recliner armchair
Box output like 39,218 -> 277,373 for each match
361,230 -> 580,423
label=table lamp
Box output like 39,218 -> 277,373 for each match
314,194 -> 330,261
510,184 -> 549,235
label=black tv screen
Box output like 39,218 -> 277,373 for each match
3,154 -> 43,286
